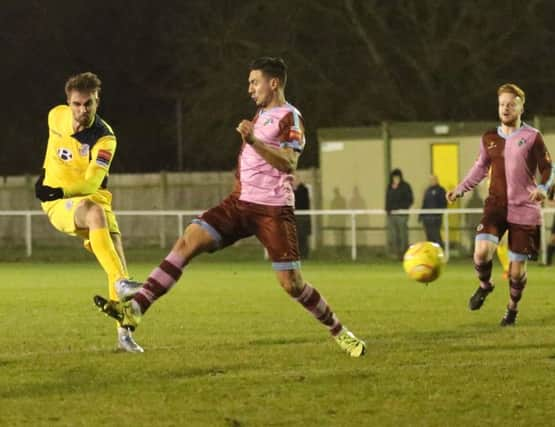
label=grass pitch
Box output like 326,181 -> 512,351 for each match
1,257 -> 555,426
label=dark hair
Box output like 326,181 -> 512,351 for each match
250,57 -> 287,88
65,72 -> 102,97
390,168 -> 404,183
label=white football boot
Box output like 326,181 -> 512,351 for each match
115,279 -> 143,301
117,327 -> 144,353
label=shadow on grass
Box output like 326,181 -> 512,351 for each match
0,361 -> 250,399
248,336 -> 316,346
366,319 -> 555,353
0,359 -> 17,367
157,364 -> 248,379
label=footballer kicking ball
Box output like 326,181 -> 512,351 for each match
403,241 -> 445,284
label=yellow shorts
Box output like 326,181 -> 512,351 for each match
42,189 -> 121,239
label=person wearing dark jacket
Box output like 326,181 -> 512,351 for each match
385,168 -> 413,259
418,175 -> 447,247
293,177 -> 312,259
544,185 -> 555,265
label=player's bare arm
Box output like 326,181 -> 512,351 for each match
236,119 -> 298,173
529,136 -> 553,203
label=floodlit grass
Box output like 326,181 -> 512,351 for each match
1,258 -> 555,426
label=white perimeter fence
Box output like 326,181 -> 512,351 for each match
2,208 -> 555,263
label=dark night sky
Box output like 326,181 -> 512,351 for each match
1,0 -> 555,175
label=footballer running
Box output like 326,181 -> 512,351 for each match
95,57 -> 367,357
447,83 -> 553,325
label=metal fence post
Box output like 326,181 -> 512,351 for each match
178,213 -> 184,238
159,171 -> 168,248
444,211 -> 450,261
25,213 -> 32,257
351,213 -> 357,261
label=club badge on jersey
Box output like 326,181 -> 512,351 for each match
57,148 -> 73,162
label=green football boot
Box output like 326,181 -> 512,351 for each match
334,328 -> 367,357
94,295 -> 142,331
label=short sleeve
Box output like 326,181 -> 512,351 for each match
278,110 -> 305,153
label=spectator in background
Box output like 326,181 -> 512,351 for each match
385,168 -> 413,259
293,176 -> 311,259
418,175 -> 447,247
544,185 -> 555,265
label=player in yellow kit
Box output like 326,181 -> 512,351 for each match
35,72 -> 143,352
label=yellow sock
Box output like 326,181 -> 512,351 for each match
497,243 -> 510,273
89,228 -> 127,301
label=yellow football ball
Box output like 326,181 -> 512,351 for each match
403,241 -> 445,283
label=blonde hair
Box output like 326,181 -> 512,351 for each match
497,83 -> 525,104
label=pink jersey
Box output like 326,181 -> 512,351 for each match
456,123 -> 553,225
236,102 -> 305,206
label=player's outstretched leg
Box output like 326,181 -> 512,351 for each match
94,250 -> 187,330
116,279 -> 144,301
297,283 -> 366,357
94,223 -> 215,330
278,270 -> 366,357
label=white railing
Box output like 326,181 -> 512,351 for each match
2,208 -> 554,263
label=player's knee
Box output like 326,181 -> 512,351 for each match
509,262 -> 526,281
509,270 -> 525,283
474,245 -> 493,263
174,223 -> 214,257
83,201 -> 107,228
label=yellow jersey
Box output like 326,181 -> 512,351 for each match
42,105 -> 116,199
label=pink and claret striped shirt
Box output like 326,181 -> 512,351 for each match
235,102 -> 305,207
455,123 -> 553,225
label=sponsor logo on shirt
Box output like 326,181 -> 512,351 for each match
57,148 -> 73,161
518,138 -> 526,146
65,199 -> 74,211
263,117 -> 274,126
